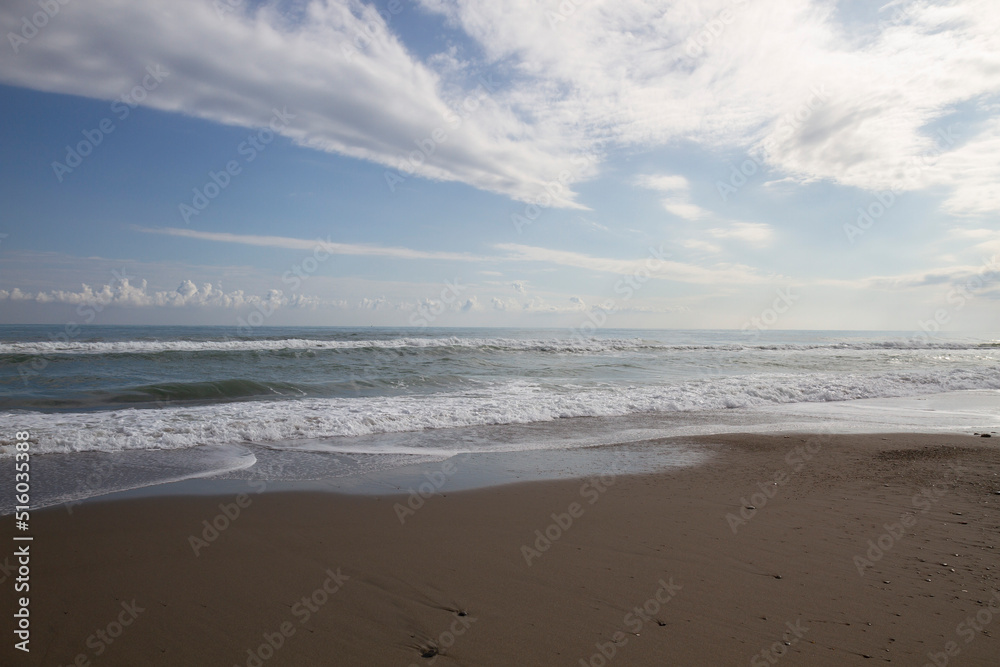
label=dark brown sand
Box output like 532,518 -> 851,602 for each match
3,433 -> 1000,666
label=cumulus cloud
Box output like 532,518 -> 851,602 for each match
460,296 -> 482,312
357,296 -> 390,310
490,296 -> 511,311
0,279 -> 341,310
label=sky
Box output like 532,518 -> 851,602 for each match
0,0 -> 998,331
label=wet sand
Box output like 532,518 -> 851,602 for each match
2,432 -> 999,666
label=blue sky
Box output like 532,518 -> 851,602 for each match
0,0 -> 998,331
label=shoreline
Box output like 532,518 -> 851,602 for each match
6,387 -> 999,515
3,432 -> 1000,665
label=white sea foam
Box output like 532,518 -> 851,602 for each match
3,367 -> 998,457
0,336 -> 993,356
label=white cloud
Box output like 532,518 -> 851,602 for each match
418,0 -> 1000,215
490,296 -> 511,311
635,174 -> 690,192
0,279 -> 529,317
494,243 -> 776,284
707,222 -> 775,246
0,279 -> 334,309
460,296 -> 483,312
357,296 -> 390,310
929,118 -> 1000,216
681,239 -> 723,254
951,228 -> 996,240
819,255 -> 1000,291
661,199 -> 708,221
0,0 -> 589,207
135,226 -> 485,262
949,228 -> 1000,257
635,173 -> 708,220
2,0 -> 999,232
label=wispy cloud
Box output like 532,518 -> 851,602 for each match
681,239 -> 723,254
494,243 -> 775,284
0,0 -> 589,207
5,0 -> 999,215
422,0 -> 1000,215
819,257 -> 1000,291
707,222 -> 775,247
634,174 -> 690,192
635,173 -> 708,220
134,226 -> 486,262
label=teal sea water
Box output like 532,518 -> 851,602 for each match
1,326 -> 998,511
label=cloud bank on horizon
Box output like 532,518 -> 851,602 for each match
0,0 -> 998,330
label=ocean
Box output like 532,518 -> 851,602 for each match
1,326 -> 998,512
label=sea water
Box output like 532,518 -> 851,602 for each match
1,326 -> 997,511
